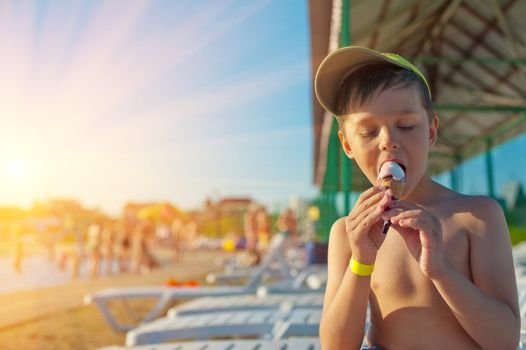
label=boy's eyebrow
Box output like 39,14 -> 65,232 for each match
399,109 -> 420,115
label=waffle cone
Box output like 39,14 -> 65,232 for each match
379,178 -> 404,198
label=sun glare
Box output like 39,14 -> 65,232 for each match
6,159 -> 28,180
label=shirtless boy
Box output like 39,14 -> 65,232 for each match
315,46 -> 520,350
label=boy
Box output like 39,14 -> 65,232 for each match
315,46 -> 520,350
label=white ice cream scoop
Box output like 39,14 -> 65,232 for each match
377,161 -> 405,182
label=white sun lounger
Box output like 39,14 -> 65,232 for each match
86,272 -> 325,333
167,292 -> 323,317
125,306 -> 321,346
85,234 -> 323,332
100,334 -> 526,350
98,337 -> 321,350
206,235 -> 297,285
85,285 -> 261,332
255,265 -> 327,297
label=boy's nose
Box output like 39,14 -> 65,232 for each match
379,129 -> 400,151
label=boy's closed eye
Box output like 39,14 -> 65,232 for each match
359,130 -> 377,137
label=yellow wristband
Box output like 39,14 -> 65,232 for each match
350,257 -> 374,276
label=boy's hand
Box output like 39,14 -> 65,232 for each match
382,201 -> 449,279
345,187 -> 392,265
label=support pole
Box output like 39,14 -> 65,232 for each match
340,0 -> 352,214
449,153 -> 462,191
485,138 -> 495,198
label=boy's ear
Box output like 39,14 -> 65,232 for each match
429,114 -> 439,146
338,130 -> 354,159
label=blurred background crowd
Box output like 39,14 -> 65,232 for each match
0,197 -> 319,280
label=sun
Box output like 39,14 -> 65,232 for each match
6,159 -> 28,180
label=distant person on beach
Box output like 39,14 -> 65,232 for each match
170,217 -> 184,260
277,208 -> 299,243
115,220 -> 132,273
100,220 -> 115,276
131,219 -> 158,273
256,206 -> 271,251
86,222 -> 102,278
243,204 -> 260,265
70,224 -> 85,279
11,223 -> 24,273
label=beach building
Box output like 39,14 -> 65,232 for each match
198,197 -> 254,237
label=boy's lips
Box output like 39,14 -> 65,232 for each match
378,159 -> 406,174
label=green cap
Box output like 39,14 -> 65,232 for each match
315,46 -> 431,116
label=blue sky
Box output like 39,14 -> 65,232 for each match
1,0 -> 523,217
0,0 -> 317,215
435,133 -> 526,200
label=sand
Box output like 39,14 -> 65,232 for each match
0,250 -> 232,350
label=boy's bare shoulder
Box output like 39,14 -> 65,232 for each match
331,216 -> 347,232
328,217 -> 351,251
444,190 -> 501,212
329,217 -> 348,242
435,188 -> 505,236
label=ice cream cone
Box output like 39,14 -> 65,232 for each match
379,177 -> 404,199
377,161 -> 406,234
377,161 -> 406,199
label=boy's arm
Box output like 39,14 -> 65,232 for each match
319,218 -> 371,350
320,187 -> 390,350
432,196 -> 520,350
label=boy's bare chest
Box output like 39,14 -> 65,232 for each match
367,217 -> 479,349
371,218 -> 471,304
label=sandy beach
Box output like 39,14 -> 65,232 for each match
0,250 -> 230,350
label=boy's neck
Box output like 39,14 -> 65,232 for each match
403,174 -> 450,206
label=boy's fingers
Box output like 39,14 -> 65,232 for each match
389,209 -> 424,224
397,218 -> 433,238
349,195 -> 389,226
390,210 -> 440,235
393,207 -> 432,219
381,208 -> 404,221
354,187 -> 386,207
386,200 -> 414,209
397,217 -> 424,228
349,191 -> 389,220
348,203 -> 385,232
